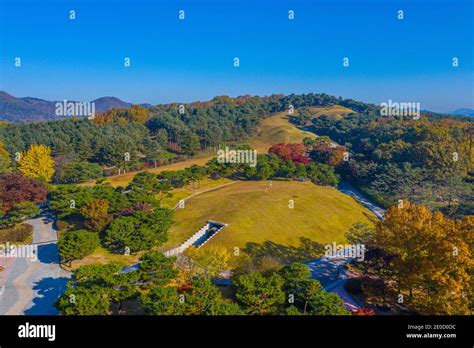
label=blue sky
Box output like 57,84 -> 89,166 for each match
0,0 -> 472,112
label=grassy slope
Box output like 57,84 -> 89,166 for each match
161,180 -> 376,253
160,177 -> 234,209
307,105 -> 353,121
65,246 -> 141,270
250,112 -> 316,153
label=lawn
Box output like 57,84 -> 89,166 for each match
159,177 -> 235,209
250,112 -> 316,153
160,180 -> 377,260
306,105 -> 353,121
64,246 -> 140,271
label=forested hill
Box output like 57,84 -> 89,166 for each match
0,91 -> 132,123
0,93 -> 472,216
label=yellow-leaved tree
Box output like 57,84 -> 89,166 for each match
375,201 -> 472,314
18,144 -> 54,182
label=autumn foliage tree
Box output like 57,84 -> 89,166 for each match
310,142 -> 346,167
374,201 -> 473,314
80,199 -> 111,232
0,173 -> 47,213
268,143 -> 310,164
18,144 -> 54,182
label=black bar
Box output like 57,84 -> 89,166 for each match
0,315 -> 472,346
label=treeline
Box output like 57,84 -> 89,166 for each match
308,114 -> 474,217
0,93 -> 365,171
151,152 -> 339,189
56,254 -> 349,315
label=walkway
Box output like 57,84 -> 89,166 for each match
0,211 -> 70,315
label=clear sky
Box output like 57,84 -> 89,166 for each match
0,0 -> 473,112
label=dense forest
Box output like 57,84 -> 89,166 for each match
307,113 -> 473,217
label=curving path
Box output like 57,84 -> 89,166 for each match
307,248 -> 362,311
0,211 -> 71,315
338,182 -> 385,220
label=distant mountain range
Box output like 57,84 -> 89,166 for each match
1,90 -> 473,123
0,91 -> 133,123
450,108 -> 474,117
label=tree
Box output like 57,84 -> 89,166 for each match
56,285 -> 111,315
104,208 -> 173,253
183,246 -> 231,280
56,262 -> 138,315
254,155 -> 274,180
137,251 -> 178,287
142,138 -> 162,168
3,201 -> 40,226
269,143 -> 310,164
80,199 -> 111,232
183,277 -> 242,315
0,140 -> 11,174
279,262 -> 313,306
156,180 -> 173,201
235,272 -> 285,314
56,162 -> 103,184
102,138 -> 137,175
345,222 -> 375,245
305,290 -> 350,315
58,230 -> 99,266
0,173 -> 48,213
374,201 -> 472,314
306,162 -> 339,186
276,262 -> 348,315
294,163 -> 307,178
126,104 -> 149,124
128,171 -> 159,195
310,142 -> 346,167
18,144 -> 55,182
140,286 -> 183,315
188,165 -> 206,190
181,133 -> 200,156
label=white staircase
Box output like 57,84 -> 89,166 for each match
164,220 -> 227,257
164,223 -> 210,257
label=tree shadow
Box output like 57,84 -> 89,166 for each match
37,243 -> 61,264
243,237 -> 325,264
38,210 -> 56,225
24,276 -> 70,315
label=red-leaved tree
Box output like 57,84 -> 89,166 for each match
268,143 -> 310,164
0,173 -> 48,213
